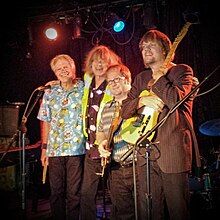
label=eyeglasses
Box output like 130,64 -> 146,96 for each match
107,76 -> 125,85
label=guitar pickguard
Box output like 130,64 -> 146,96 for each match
121,106 -> 159,144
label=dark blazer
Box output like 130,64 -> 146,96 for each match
121,64 -> 201,173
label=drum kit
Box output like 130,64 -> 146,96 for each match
190,118 -> 220,193
199,118 -> 220,174
189,118 -> 220,214
199,118 -> 220,137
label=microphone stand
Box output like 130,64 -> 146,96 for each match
11,89 -> 43,218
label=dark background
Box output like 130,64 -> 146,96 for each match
0,0 -> 219,169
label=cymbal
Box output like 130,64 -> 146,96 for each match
199,119 -> 220,136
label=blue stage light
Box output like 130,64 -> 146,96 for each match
113,20 -> 125,32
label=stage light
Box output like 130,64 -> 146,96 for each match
113,20 -> 125,32
45,27 -> 58,40
43,21 -> 61,41
106,12 -> 126,33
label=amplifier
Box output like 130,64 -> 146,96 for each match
0,105 -> 19,137
0,165 -> 16,191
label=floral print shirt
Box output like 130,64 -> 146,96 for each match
37,80 -> 86,157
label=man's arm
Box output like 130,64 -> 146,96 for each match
40,121 -> 50,166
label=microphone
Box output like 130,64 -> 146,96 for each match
6,101 -> 25,105
36,85 -> 51,91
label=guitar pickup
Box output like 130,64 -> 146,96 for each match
133,114 -> 145,127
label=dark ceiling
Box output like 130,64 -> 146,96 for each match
7,0 -> 146,19
3,0 -> 147,38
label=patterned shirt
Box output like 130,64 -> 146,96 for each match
98,99 -> 136,164
86,79 -> 106,146
37,80 -> 86,157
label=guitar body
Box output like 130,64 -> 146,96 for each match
121,90 -> 159,144
121,106 -> 159,144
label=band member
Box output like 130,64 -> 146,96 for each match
80,45 -> 122,220
121,30 -> 201,220
38,54 -> 85,220
96,64 -> 141,220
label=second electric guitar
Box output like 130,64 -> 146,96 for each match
97,104 -> 122,177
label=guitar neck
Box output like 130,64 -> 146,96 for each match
162,22 -> 192,69
104,124 -> 115,151
104,106 -> 121,151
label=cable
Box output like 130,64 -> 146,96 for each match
196,81 -> 220,98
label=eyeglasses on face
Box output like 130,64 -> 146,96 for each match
107,76 -> 125,85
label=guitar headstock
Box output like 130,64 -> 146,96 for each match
183,12 -> 200,25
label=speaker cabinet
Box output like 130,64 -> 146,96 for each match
0,165 -> 16,191
0,105 -> 19,137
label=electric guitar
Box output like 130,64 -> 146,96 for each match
121,22 -> 192,145
96,104 -> 122,177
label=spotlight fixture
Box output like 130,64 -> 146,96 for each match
44,22 -> 61,41
45,27 -> 58,40
106,12 -> 126,33
113,20 -> 125,32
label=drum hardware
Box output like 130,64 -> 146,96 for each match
199,119 -> 220,136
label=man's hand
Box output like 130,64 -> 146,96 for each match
41,149 -> 48,166
191,76 -> 200,99
98,140 -> 111,158
139,95 -> 164,112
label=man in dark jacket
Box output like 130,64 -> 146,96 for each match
121,29 -> 201,220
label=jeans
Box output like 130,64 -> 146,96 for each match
109,163 -> 135,220
49,155 -> 84,220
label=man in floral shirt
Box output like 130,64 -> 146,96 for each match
37,54 -> 85,220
